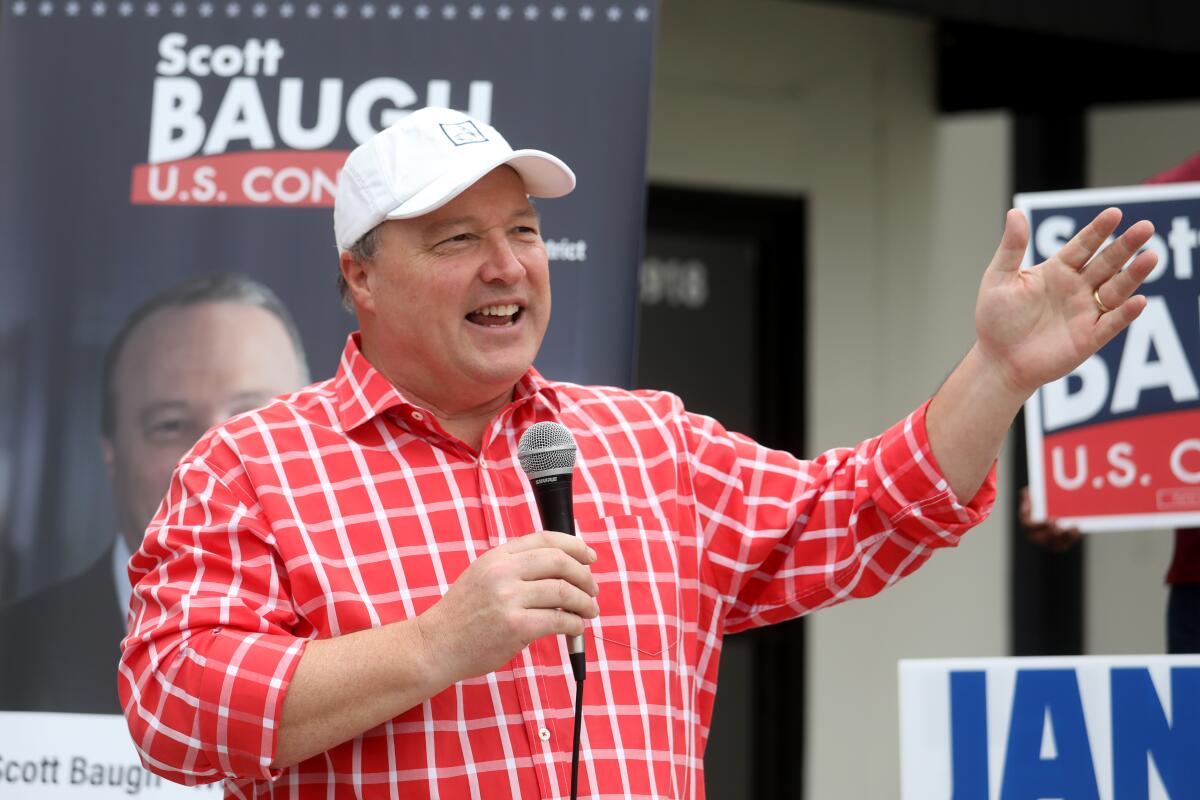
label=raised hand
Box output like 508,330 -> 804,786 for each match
926,207 -> 1160,504
974,207 -> 1158,398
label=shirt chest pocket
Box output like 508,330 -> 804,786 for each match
577,514 -> 680,657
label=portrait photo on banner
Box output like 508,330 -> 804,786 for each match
0,1 -> 654,720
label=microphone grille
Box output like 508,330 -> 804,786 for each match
518,421 -> 577,477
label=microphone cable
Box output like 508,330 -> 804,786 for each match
569,651 -> 585,800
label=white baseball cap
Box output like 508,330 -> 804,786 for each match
334,106 -> 576,250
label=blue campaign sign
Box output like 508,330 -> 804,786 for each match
900,656 -> 1200,800
1016,184 -> 1200,532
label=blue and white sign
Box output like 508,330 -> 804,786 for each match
0,713 -> 204,797
899,656 -> 1200,800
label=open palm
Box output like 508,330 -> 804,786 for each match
974,207 -> 1157,396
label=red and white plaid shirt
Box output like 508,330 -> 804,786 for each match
119,333 -> 994,799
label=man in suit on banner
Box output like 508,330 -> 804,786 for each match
0,274 -> 309,713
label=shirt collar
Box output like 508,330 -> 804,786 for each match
333,332 -> 560,433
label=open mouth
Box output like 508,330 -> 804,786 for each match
465,303 -> 523,327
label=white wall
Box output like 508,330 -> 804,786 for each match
1084,102 -> 1200,655
649,2 -> 1012,796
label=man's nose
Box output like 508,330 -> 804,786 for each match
479,234 -> 527,284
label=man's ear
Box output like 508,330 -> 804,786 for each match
339,249 -> 375,314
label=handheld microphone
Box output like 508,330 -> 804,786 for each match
518,421 -> 587,800
517,421 -> 584,680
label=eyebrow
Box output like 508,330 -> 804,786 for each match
136,392 -> 272,421
138,401 -> 190,421
422,205 -> 541,240
512,206 -> 541,224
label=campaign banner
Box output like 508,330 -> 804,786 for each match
1017,184 -> 1200,532
0,0 -> 657,748
899,655 -> 1200,800
0,713 -> 205,797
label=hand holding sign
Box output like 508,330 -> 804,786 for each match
974,207 -> 1158,398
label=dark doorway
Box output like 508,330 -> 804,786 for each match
636,185 -> 807,798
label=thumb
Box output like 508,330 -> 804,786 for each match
989,209 -> 1030,274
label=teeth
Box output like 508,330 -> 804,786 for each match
474,303 -> 520,316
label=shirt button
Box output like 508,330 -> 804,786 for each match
538,727 -> 551,742
411,411 -> 424,421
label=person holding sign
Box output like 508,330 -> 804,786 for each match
1018,153 -> 1200,657
118,107 -> 1159,797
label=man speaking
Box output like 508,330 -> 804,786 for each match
119,106 -> 1159,798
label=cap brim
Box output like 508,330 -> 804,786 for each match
383,149 -> 576,221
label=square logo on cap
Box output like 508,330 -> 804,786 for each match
440,121 -> 489,146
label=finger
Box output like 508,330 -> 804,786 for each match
1019,487 -> 1033,526
1094,249 -> 1157,313
988,209 -> 1030,274
1081,220 -> 1154,286
1056,207 -> 1122,271
520,608 -> 588,641
502,530 -> 597,564
1029,529 -> 1053,548
1048,528 -> 1082,554
516,549 -> 598,596
1093,293 -> 1148,350
522,579 -> 600,619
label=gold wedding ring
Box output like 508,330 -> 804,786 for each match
1093,288 -> 1113,315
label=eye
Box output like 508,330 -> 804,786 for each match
434,232 -> 474,250
145,416 -> 192,444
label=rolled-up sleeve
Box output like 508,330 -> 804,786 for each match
690,398 -> 996,632
118,436 -> 308,785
